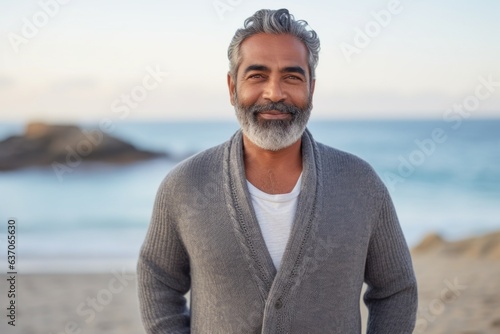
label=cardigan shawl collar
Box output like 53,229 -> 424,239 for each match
222,129 -> 323,305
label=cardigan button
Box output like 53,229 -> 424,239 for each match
275,299 -> 283,309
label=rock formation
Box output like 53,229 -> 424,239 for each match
0,122 -> 166,171
412,231 -> 500,260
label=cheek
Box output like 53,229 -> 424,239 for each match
236,86 -> 260,105
291,88 -> 311,107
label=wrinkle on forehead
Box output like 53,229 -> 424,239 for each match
238,33 -> 310,80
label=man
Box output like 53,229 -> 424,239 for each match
137,8 -> 417,333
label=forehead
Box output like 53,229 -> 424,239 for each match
238,33 -> 309,73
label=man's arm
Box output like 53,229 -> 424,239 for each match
137,180 -> 191,333
364,190 -> 418,334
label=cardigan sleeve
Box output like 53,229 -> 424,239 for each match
137,179 -> 191,333
363,190 -> 418,334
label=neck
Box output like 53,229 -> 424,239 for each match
242,134 -> 303,194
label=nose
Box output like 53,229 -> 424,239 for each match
262,77 -> 286,102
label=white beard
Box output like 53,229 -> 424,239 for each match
234,95 -> 312,151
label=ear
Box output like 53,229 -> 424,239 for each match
227,72 -> 236,106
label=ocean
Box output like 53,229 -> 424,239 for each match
0,119 -> 499,273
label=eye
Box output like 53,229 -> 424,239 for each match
248,74 -> 264,79
285,75 -> 303,81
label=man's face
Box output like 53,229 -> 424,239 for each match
228,33 -> 316,151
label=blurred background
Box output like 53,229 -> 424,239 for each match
0,0 -> 499,333
2,0 -> 499,271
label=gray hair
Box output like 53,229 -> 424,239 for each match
228,8 -> 320,81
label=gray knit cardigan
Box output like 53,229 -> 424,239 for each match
137,129 -> 418,333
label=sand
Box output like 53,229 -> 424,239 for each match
1,231 -> 499,334
409,231 -> 500,334
0,272 -> 145,334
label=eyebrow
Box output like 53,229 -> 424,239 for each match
243,64 -> 307,77
282,66 -> 307,77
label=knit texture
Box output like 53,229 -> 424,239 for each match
137,129 -> 418,333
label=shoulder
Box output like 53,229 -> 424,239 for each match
171,143 -> 225,177
316,142 -> 377,176
315,141 -> 388,193
156,141 -> 226,197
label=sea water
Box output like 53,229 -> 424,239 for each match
0,119 -> 498,272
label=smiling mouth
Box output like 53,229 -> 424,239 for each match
258,110 -> 292,120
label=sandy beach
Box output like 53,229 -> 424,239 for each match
409,231 -> 500,334
1,231 -> 499,334
0,272 -> 145,334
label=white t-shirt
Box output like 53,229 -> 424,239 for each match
246,174 -> 302,270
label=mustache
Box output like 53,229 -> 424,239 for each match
247,102 -> 300,115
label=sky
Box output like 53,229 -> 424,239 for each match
0,0 -> 499,122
